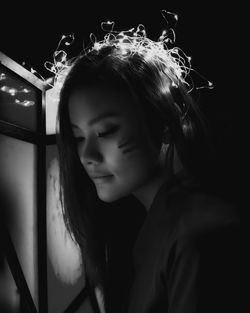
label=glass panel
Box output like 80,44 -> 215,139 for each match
0,66 -> 38,131
0,134 -> 38,311
0,256 -> 20,313
46,145 -> 86,313
45,87 -> 58,135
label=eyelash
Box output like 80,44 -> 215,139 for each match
75,125 -> 119,143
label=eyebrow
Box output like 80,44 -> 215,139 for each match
71,111 -> 120,129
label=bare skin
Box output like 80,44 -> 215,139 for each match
68,85 -> 181,211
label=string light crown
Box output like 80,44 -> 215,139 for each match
44,10 -> 213,98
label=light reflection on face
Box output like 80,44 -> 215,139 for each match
68,86 -> 161,202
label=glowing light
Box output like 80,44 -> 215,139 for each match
43,34 -> 75,89
0,85 -> 34,106
0,86 -> 7,92
0,85 -> 32,96
58,34 -> 74,47
8,88 -> 17,96
15,99 -> 35,107
0,73 -> 6,81
43,10 -> 213,99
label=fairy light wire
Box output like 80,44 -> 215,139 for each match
43,10 -> 213,98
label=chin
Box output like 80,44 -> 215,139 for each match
97,192 -> 120,203
96,186 -> 130,203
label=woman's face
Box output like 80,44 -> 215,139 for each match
68,85 -> 161,202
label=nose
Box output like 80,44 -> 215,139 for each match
78,137 -> 102,165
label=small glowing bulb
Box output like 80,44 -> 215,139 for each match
15,99 -> 34,107
0,73 -> 6,80
207,81 -> 214,88
8,88 -> 17,96
1,86 -> 7,91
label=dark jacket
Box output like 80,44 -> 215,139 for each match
126,177 -> 241,313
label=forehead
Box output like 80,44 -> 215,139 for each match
68,86 -> 141,124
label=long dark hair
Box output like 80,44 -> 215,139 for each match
56,33 -> 215,306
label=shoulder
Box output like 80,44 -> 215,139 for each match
161,191 -> 242,313
156,181 -> 241,264
165,183 -> 240,239
160,181 -> 241,262
161,184 -> 241,268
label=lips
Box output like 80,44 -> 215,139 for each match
91,175 -> 113,184
89,172 -> 113,179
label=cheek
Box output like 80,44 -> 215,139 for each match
106,137 -> 156,178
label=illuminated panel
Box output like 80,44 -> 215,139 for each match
0,66 -> 38,131
0,134 -> 38,310
46,145 -> 87,313
45,87 -> 58,135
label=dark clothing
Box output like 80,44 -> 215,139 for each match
126,177 -> 241,313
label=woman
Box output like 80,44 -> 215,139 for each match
55,22 -> 241,313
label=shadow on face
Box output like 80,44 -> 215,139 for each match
68,85 -> 162,202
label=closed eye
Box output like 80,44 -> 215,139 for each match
74,125 -> 120,143
74,136 -> 85,143
97,125 -> 120,138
